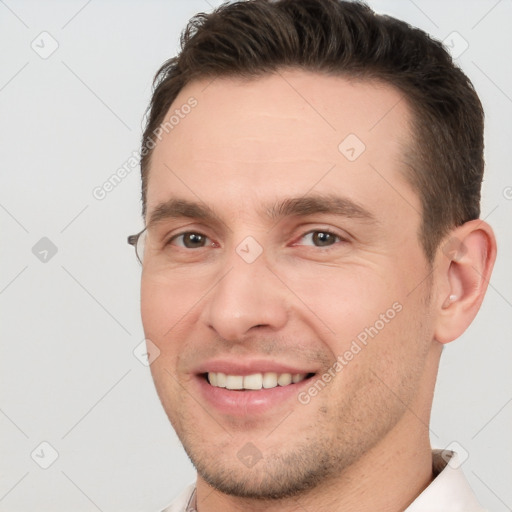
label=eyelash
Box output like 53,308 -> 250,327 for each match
295,230 -> 346,248
166,229 -> 347,249
167,232 -> 216,249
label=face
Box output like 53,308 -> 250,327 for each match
141,71 -> 438,499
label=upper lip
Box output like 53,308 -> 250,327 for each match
193,359 -> 318,376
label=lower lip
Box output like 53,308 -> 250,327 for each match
196,375 -> 313,416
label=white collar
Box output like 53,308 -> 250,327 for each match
405,450 -> 486,511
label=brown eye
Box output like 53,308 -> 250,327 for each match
172,232 -> 210,248
311,231 -> 338,247
296,230 -> 343,248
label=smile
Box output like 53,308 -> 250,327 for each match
207,372 -> 312,390
194,361 -> 318,415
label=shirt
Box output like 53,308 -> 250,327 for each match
161,450 -> 486,512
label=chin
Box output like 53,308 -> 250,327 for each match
182,437 -> 357,501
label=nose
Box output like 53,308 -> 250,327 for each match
201,250 -> 289,342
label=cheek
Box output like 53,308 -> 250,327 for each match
323,297 -> 431,433
281,263 -> 406,346
142,278 -> 193,428
141,278 -> 169,339
141,273 -> 202,340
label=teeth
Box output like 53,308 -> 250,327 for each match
262,372 -> 277,389
216,372 -> 226,388
207,371 -> 308,390
243,373 -> 263,390
225,375 -> 243,390
209,372 -> 218,386
277,373 -> 292,386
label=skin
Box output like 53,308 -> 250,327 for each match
140,70 -> 496,512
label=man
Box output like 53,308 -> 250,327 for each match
128,1 -> 496,510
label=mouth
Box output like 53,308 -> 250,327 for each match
193,361 -> 319,415
205,371 -> 316,390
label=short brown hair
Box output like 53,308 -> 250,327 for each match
140,0 -> 484,262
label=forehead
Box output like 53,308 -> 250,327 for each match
146,70 -> 418,223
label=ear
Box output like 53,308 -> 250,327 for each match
433,220 -> 497,344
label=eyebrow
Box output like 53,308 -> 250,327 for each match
148,199 -> 222,227
265,194 -> 377,223
147,194 -> 377,227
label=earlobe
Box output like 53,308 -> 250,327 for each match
434,220 -> 496,344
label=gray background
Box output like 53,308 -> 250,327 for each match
0,0 -> 511,510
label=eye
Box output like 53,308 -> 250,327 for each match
298,230 -> 344,247
169,232 -> 212,249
